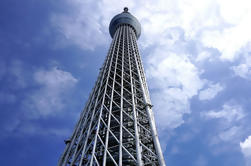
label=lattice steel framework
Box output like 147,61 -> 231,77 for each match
58,8 -> 165,166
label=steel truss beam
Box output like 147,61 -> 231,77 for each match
58,24 -> 165,166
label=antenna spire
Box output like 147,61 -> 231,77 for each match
123,7 -> 129,12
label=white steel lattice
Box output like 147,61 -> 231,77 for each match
58,14 -> 165,166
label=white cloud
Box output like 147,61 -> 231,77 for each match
1,65 -> 78,139
219,126 -> 240,142
202,103 -> 246,150
24,67 -> 78,118
240,135 -> 251,165
240,136 -> 251,156
232,64 -> 251,80
202,103 -> 244,122
34,67 -> 77,89
51,0 -> 133,50
196,51 -> 212,62
147,49 -> 204,130
151,88 -> 190,130
232,51 -> 251,80
199,82 -> 223,100
51,9 -> 107,50
197,0 -> 251,61
52,0 -> 251,61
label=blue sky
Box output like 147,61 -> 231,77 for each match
1,0 -> 251,165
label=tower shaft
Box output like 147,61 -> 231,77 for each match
58,10 -> 165,166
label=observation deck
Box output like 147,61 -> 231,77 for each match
109,7 -> 141,39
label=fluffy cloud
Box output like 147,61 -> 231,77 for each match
201,103 -> 247,149
147,49 -> 204,130
233,64 -> 251,80
23,67 -> 78,118
200,0 -> 251,61
195,51 -> 212,62
202,103 -> 244,122
240,135 -> 251,165
52,0 -> 251,62
232,50 -> 251,80
0,62 -> 78,138
199,83 -> 223,100
51,0 -> 138,50
34,67 -> 77,89
51,0 -> 119,50
219,126 -> 241,142
240,136 -> 251,156
51,8 -> 107,50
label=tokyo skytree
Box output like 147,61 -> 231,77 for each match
58,7 -> 166,166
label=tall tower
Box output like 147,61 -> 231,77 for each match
58,7 -> 165,166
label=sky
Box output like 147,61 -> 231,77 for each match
1,0 -> 251,165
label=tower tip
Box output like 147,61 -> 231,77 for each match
123,7 -> 129,12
